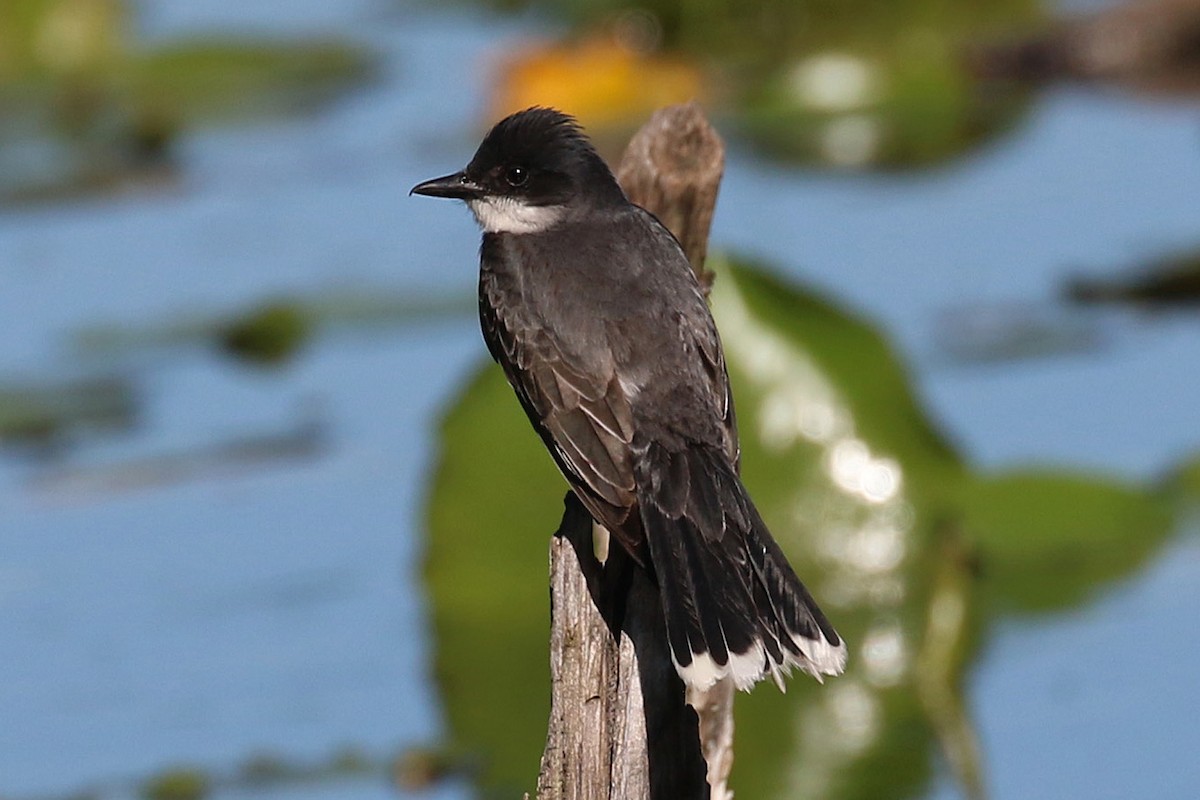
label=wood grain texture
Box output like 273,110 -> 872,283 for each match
616,102 -> 725,291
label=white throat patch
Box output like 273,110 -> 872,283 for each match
467,196 -> 564,235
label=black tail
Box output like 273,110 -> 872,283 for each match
634,440 -> 846,691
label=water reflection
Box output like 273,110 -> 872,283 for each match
29,406 -> 325,498
474,0 -> 1041,167
932,303 -> 1106,365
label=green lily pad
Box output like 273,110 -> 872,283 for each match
737,47 -> 1031,169
425,359 -> 563,796
706,260 -> 964,800
1161,453 -> 1200,502
959,470 -> 1174,614
125,38 -> 375,126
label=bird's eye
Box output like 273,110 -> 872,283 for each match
505,167 -> 528,187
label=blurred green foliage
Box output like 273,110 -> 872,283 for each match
219,301 -> 313,366
424,255 -> 1181,799
140,767 -> 210,800
128,39 -> 373,125
425,359 -> 564,796
0,0 -> 126,82
959,471 -> 1172,614
0,0 -> 373,203
0,375 -> 136,452
1067,247 -> 1200,307
737,45 -> 1030,168
470,0 -> 1042,59
466,0 -> 1044,167
1163,454 -> 1200,501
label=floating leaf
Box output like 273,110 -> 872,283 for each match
219,301 -> 312,367
0,0 -> 126,81
958,470 -> 1174,614
140,767 -> 210,800
0,374 -> 137,453
736,43 -> 1031,169
71,288 -> 473,367
126,38 -> 374,126
425,360 -> 562,795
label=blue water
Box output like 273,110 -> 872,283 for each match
2,1 -> 1198,798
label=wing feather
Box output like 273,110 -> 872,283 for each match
479,289 -> 637,526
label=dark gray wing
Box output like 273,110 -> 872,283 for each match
635,208 -> 739,464
475,209 -> 736,553
478,282 -> 640,541
689,288 -> 738,464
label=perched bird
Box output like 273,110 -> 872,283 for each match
412,107 -> 845,691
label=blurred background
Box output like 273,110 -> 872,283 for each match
2,0 -> 1199,799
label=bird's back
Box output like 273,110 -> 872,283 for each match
480,204 -> 733,455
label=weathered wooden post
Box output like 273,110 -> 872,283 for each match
534,103 -> 732,800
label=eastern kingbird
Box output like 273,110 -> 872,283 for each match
412,107 -> 845,691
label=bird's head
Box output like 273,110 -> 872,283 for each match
411,107 -> 624,234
